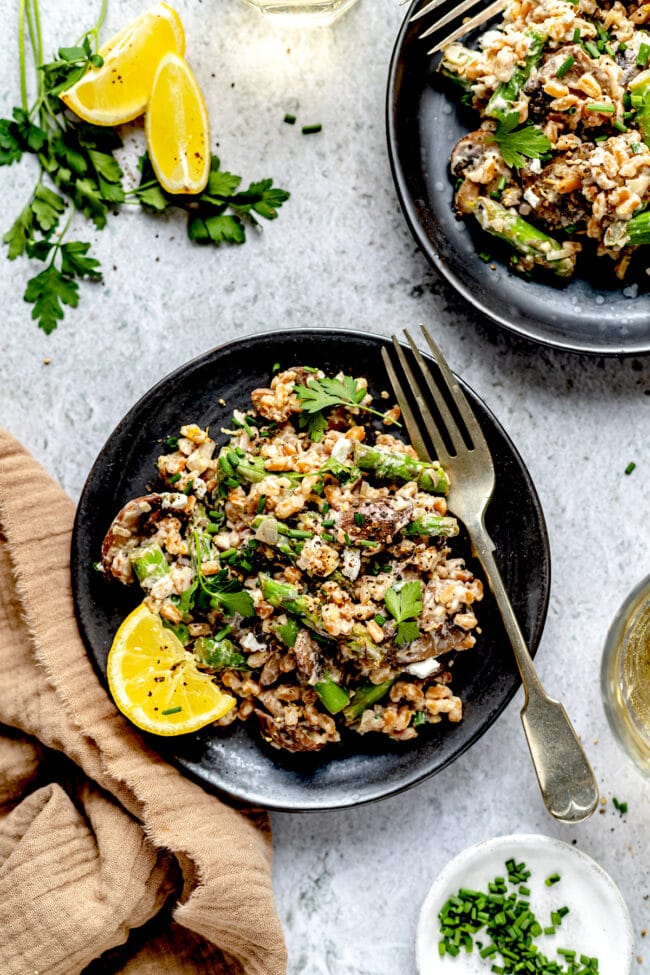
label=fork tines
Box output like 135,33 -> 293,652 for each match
381,325 -> 489,468
410,0 -> 507,55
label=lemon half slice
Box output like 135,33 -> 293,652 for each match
107,603 -> 235,736
61,3 -> 185,126
145,51 -> 211,194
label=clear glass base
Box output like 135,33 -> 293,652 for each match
241,0 -> 359,27
601,575 -> 650,775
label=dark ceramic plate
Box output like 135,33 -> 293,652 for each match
387,0 -> 650,356
71,328 -> 550,811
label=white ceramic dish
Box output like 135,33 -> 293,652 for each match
416,834 -> 633,975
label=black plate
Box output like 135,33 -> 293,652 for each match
387,1 -> 650,356
71,328 -> 550,811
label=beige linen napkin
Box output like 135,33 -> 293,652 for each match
0,430 -> 287,975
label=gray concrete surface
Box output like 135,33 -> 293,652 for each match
1,0 -> 649,971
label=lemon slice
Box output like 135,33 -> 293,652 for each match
60,2 -> 185,126
107,603 -> 235,735
145,51 -> 211,194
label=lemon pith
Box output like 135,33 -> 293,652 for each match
60,3 -> 185,126
145,51 -> 211,194
107,604 -> 235,736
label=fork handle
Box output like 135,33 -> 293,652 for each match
470,528 -> 599,823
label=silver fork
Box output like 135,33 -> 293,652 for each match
382,326 -> 599,824
410,0 -> 507,55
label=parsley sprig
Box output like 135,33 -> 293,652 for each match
2,0 -> 290,333
190,530 -> 255,618
384,580 -> 423,645
133,154 -> 289,246
295,374 -> 400,441
489,116 -> 551,169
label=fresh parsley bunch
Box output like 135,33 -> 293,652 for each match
1,0 -> 290,334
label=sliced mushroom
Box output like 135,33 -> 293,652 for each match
101,492 -> 195,584
336,498 -> 413,545
293,628 -> 323,685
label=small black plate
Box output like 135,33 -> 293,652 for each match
386,1 -> 650,356
71,328 -> 550,811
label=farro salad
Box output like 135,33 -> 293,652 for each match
441,0 -> 650,279
100,367 -> 483,753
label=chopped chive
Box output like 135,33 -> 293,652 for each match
613,796 -> 628,813
374,614 -> 386,626
545,872 -> 561,886
631,142 -> 642,154
573,27 -> 581,42
556,55 -> 575,78
625,462 -> 636,475
284,113 -> 297,124
638,43 -> 650,67
354,511 -> 366,527
302,123 -> 322,134
478,251 -> 492,262
256,495 -> 267,513
168,472 -> 182,484
161,706 -> 182,715
584,40 -> 600,58
613,120 -> 629,132
586,102 -> 615,113
165,435 -> 179,449
272,362 -> 281,373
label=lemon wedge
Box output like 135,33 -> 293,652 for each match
107,603 -> 235,736
60,2 -> 185,126
145,51 -> 211,194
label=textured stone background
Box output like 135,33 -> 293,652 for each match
1,0 -> 649,971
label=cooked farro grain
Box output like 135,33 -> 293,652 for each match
100,367 -> 483,752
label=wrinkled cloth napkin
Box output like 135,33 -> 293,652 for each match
0,430 -> 287,975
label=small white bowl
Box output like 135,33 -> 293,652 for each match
416,834 -> 633,975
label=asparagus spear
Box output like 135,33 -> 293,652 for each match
259,575 -> 384,660
626,208 -> 650,245
194,635 -> 249,670
259,575 -> 320,627
630,69 -> 650,147
352,443 -> 450,494
486,30 -> 546,123
342,680 -> 396,722
314,675 -> 350,714
217,447 -> 268,486
130,544 -> 169,586
404,516 -> 459,538
472,197 -> 577,277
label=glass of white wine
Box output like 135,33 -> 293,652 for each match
241,0 -> 360,27
601,575 -> 650,774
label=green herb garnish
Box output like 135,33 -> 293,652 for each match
438,860 -> 598,971
489,117 -> 552,169
384,580 -> 423,645
556,55 -> 575,78
295,373 -> 400,440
